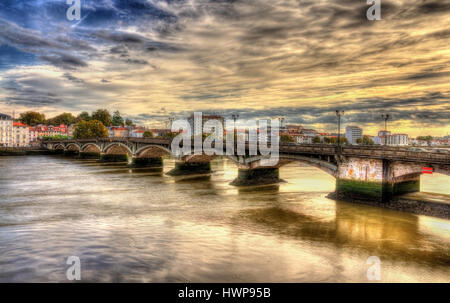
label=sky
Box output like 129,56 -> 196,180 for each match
0,0 -> 449,136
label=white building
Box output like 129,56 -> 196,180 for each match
29,127 -> 39,142
373,130 -> 392,145
386,134 -> 408,146
13,122 -> 30,147
0,113 -> 13,147
294,135 -> 313,144
345,126 -> 363,145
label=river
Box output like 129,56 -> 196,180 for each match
0,156 -> 449,282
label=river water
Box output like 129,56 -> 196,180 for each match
0,156 -> 449,282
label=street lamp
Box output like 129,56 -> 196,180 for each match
336,110 -> 345,150
381,114 -> 390,131
381,114 -> 390,146
231,114 -> 239,138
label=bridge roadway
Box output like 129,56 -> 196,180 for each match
43,137 -> 449,164
42,137 -> 449,204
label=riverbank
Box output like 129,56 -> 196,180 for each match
328,191 -> 450,219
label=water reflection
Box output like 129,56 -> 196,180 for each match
239,204 -> 449,266
0,156 -> 448,282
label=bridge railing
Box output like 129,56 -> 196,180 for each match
41,139 -> 449,164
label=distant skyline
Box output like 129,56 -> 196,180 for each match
0,0 -> 449,136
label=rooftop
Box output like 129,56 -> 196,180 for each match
0,113 -> 12,120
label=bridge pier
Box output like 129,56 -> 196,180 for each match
64,150 -> 79,157
99,153 -> 129,162
230,167 -> 280,187
79,152 -> 101,159
336,158 -> 421,202
167,161 -> 211,176
131,157 -> 163,167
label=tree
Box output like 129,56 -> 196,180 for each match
19,111 -> 46,126
92,109 -> 112,127
77,111 -> 91,122
417,135 -> 433,141
162,132 -> 178,139
111,110 -> 124,126
143,130 -> 153,138
73,120 -> 109,139
125,118 -> 133,126
47,113 -> 76,125
329,137 -> 348,144
280,134 -> 295,143
312,136 -> 321,144
357,135 -> 374,145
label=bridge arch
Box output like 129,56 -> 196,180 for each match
81,143 -> 102,154
103,143 -> 133,155
53,144 -> 65,150
135,145 -> 172,158
280,155 -> 338,177
225,154 -> 338,177
66,143 -> 81,151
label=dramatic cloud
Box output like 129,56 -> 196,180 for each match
0,0 -> 448,136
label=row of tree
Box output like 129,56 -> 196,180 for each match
18,110 -> 133,127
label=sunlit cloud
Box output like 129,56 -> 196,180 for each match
0,0 -> 448,135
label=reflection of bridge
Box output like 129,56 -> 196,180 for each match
42,137 -> 449,203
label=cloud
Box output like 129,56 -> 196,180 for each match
63,73 -> 85,84
0,0 -> 448,136
93,30 -> 146,44
40,53 -> 88,69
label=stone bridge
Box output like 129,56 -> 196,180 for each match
42,137 -> 450,203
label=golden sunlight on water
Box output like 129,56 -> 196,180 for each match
0,156 -> 448,282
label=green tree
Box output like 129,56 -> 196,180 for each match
357,135 -> 374,145
112,110 -> 124,126
77,111 -> 91,122
312,136 -> 321,144
92,109 -> 112,127
417,135 -> 433,141
143,130 -> 154,138
73,120 -> 109,139
329,137 -> 348,144
42,135 -> 69,141
125,118 -> 133,126
19,111 -> 46,126
162,132 -> 178,139
47,113 -> 76,125
280,134 -> 295,143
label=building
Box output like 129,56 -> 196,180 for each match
386,134 -> 408,146
294,135 -> 313,144
409,138 -> 428,146
109,127 -> 129,138
13,122 -> 30,147
286,125 -> 303,133
0,113 -> 13,147
29,127 -> 38,142
301,129 -> 317,137
149,129 -> 171,137
345,126 -> 363,145
129,127 -> 146,138
373,130 -> 392,145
